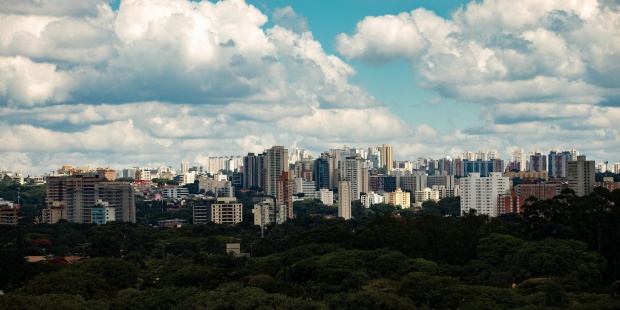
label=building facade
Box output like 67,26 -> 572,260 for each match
568,155 -> 595,196
460,172 -> 509,217
338,181 -> 352,220
385,188 -> 411,208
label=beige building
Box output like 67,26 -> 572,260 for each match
380,144 -> 393,171
338,181 -> 352,220
0,199 -> 19,226
385,187 -> 411,208
45,173 -> 135,224
415,187 -> 440,204
503,170 -> 549,180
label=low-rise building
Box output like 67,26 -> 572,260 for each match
315,188 -> 334,205
415,187 -> 440,204
385,187 -> 411,208
360,191 -> 384,208
0,198 -> 19,225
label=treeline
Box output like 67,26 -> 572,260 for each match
1,188 -> 620,309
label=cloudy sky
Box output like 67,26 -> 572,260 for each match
1,0 -> 619,174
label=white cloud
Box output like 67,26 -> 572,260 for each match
272,6 -> 308,33
336,0 -> 620,105
1,0 -> 619,174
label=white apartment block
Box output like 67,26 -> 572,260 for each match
361,191 -> 384,208
415,187 -> 440,204
315,188 -> 334,205
460,172 -> 509,217
161,187 -> 190,199
293,177 -> 316,197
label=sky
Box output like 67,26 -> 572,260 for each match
1,0 -> 619,175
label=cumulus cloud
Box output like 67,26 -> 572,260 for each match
0,0 -> 402,174
272,6 -> 308,33
336,0 -> 620,105
1,0 -> 618,174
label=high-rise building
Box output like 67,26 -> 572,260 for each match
264,146 -> 289,198
294,158 -> 314,181
181,162 -> 190,174
379,144 -> 393,171
278,171 -> 293,219
528,151 -> 547,172
344,155 -> 368,200
243,152 -> 265,190
487,149 -> 500,160
475,150 -> 488,161
462,150 -> 475,161
549,150 -> 571,178
568,155 -> 595,196
338,181 -> 351,220
511,148 -> 527,172
460,172 -> 509,217
459,159 -> 504,177
45,173 -> 135,224
313,153 -> 332,190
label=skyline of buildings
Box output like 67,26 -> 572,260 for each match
1,143 -> 618,225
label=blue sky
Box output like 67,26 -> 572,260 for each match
0,0 -> 619,174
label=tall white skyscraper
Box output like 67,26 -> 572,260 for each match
460,172 -> 509,217
181,162 -> 190,174
462,150 -> 475,161
511,148 -> 527,172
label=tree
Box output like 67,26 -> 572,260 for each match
74,258 -> 140,290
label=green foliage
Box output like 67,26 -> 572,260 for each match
74,257 -> 140,290
0,187 -> 618,309
17,269 -> 115,299
0,294 -> 88,310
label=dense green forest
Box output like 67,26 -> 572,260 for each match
2,179 -> 620,309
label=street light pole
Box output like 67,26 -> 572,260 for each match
82,243 -> 91,259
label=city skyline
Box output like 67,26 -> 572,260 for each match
1,0 -> 619,175
0,142 -> 616,176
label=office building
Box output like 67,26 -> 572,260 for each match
313,153 -> 333,190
